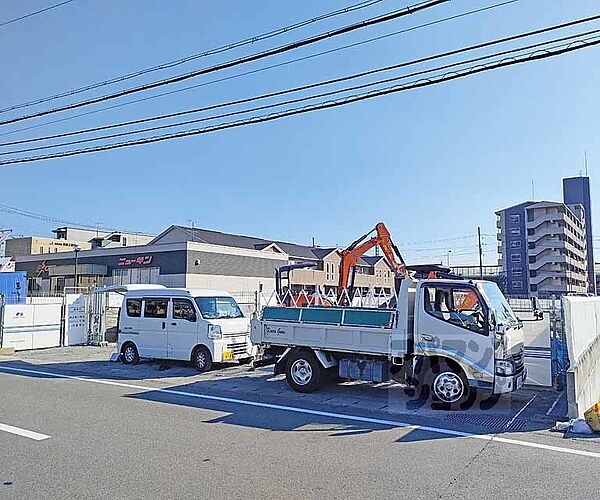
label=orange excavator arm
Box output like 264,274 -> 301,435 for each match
338,222 -> 407,296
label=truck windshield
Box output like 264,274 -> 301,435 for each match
478,282 -> 518,327
194,296 -> 244,319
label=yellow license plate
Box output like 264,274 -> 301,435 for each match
222,351 -> 234,361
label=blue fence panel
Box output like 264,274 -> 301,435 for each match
0,272 -> 26,304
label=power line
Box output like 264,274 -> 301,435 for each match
2,36 -> 598,166
3,27 -> 598,157
0,0 -> 516,139
0,202 -> 150,235
0,0 -> 384,114
2,22 -> 596,155
0,0 -> 448,127
0,0 -> 76,28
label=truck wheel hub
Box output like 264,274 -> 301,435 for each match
291,359 -> 312,385
434,372 -> 463,403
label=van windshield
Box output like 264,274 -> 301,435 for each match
194,296 -> 244,319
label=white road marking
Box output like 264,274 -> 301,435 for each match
546,392 -> 564,416
504,394 -> 537,430
0,422 -> 50,441
0,365 -> 599,459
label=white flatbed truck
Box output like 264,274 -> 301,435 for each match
251,275 -> 527,406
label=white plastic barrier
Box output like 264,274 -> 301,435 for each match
1,303 -> 62,351
563,296 -> 600,418
64,294 -> 88,346
519,311 -> 553,387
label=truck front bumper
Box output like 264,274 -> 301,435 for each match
494,368 -> 527,394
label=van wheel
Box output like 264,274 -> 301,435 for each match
427,361 -> 470,408
192,346 -> 212,372
121,343 -> 139,365
285,349 -> 323,393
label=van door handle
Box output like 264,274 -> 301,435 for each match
162,322 -> 166,329
171,322 -> 177,326
421,334 -> 433,342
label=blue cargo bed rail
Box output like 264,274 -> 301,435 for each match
261,306 -> 395,329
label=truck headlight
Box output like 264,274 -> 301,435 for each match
496,359 -> 514,376
208,324 -> 222,339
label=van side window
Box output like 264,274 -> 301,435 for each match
424,286 -> 487,335
144,298 -> 168,319
126,299 -> 141,317
173,299 -> 197,322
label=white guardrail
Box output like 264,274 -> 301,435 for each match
563,296 -> 600,418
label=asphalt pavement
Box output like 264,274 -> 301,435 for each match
0,347 -> 598,499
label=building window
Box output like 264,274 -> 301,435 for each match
510,254 -> 521,263
111,267 -> 160,285
509,214 -> 521,224
527,228 -> 534,236
512,280 -> 523,289
509,228 -> 521,236
40,247 -> 44,254
512,268 -> 523,277
510,240 -> 522,249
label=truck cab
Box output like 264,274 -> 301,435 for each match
410,278 -> 525,400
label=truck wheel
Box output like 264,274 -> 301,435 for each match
285,349 -> 323,393
426,361 -> 471,409
121,343 -> 139,365
192,346 -> 212,373
428,361 -> 470,407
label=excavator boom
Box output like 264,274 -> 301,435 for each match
338,222 -> 406,297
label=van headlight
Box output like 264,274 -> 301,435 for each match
208,324 -> 222,339
496,359 -> 514,376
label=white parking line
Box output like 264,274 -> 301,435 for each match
0,423 -> 50,441
0,365 -> 599,459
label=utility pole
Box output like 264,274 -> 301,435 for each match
477,226 -> 483,279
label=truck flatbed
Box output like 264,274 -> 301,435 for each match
251,306 -> 403,356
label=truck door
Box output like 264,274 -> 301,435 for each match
168,298 -> 199,360
415,284 -> 494,383
140,297 -> 169,359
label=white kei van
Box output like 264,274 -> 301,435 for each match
117,288 -> 253,371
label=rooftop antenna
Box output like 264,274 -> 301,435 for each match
531,179 -> 535,201
585,150 -> 588,176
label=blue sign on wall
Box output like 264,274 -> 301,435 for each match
0,272 -> 27,304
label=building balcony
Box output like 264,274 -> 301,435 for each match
528,253 -> 567,270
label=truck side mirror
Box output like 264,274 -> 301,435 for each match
530,296 -> 544,321
488,309 -> 497,332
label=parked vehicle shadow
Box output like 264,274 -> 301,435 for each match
0,358 -> 564,443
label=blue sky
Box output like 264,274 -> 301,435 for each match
1,0 -> 599,265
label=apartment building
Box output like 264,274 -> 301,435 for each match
563,176 -> 595,293
496,201 -> 588,297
